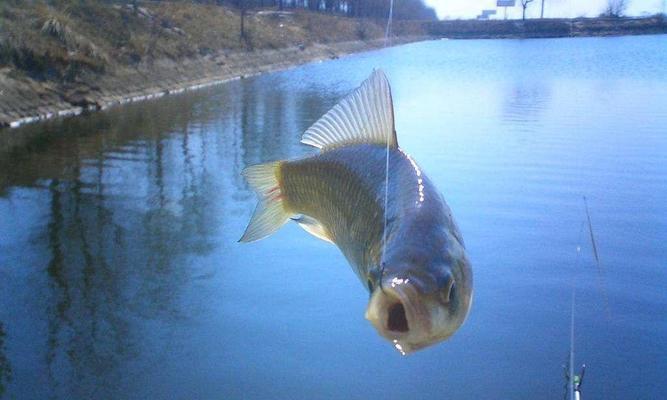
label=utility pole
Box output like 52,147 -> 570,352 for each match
496,1 -> 516,20
240,0 -> 246,41
540,0 -> 545,18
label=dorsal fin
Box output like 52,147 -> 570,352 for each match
301,69 -> 398,151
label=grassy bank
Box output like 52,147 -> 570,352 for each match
0,1 -> 427,128
0,2 -> 427,80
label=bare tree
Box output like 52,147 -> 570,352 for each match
603,0 -> 630,17
520,0 -> 535,20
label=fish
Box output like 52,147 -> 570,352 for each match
239,70 -> 473,355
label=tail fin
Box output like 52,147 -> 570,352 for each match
239,161 -> 290,243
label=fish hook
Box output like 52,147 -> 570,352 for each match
368,263 -> 387,294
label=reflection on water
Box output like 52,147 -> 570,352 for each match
1,35 -> 667,399
0,76 -> 342,399
0,322 -> 10,397
502,82 -> 551,127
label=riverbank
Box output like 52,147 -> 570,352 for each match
426,15 -> 667,39
0,2 -> 429,130
1,1 -> 665,133
0,36 -> 423,130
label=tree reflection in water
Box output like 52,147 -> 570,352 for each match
0,322 -> 11,398
0,74 -> 347,398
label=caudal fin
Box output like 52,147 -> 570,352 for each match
239,161 -> 290,242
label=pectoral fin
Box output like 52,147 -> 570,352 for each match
292,215 -> 334,244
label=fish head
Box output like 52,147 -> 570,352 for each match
364,240 -> 472,355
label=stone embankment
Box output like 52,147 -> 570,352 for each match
0,37 -> 422,130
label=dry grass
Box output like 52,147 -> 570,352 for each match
0,1 -> 428,83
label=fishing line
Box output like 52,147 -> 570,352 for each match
380,0 -> 394,278
384,0 -> 394,47
379,108 -> 391,287
582,196 -> 613,400
583,197 -> 599,265
566,197 -> 613,399
583,196 -> 612,320
380,134 -> 390,265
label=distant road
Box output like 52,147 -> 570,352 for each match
426,16 -> 667,39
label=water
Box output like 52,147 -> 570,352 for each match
1,35 -> 666,399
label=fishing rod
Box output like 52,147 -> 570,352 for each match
564,219 -> 585,400
564,197 -> 607,400
565,276 -> 585,400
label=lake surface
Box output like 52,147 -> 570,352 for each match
1,35 -> 666,399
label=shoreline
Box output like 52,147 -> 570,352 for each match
1,16 -> 665,135
427,16 -> 666,40
0,36 -> 424,131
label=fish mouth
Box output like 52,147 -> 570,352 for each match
365,279 -> 431,354
387,302 -> 409,332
